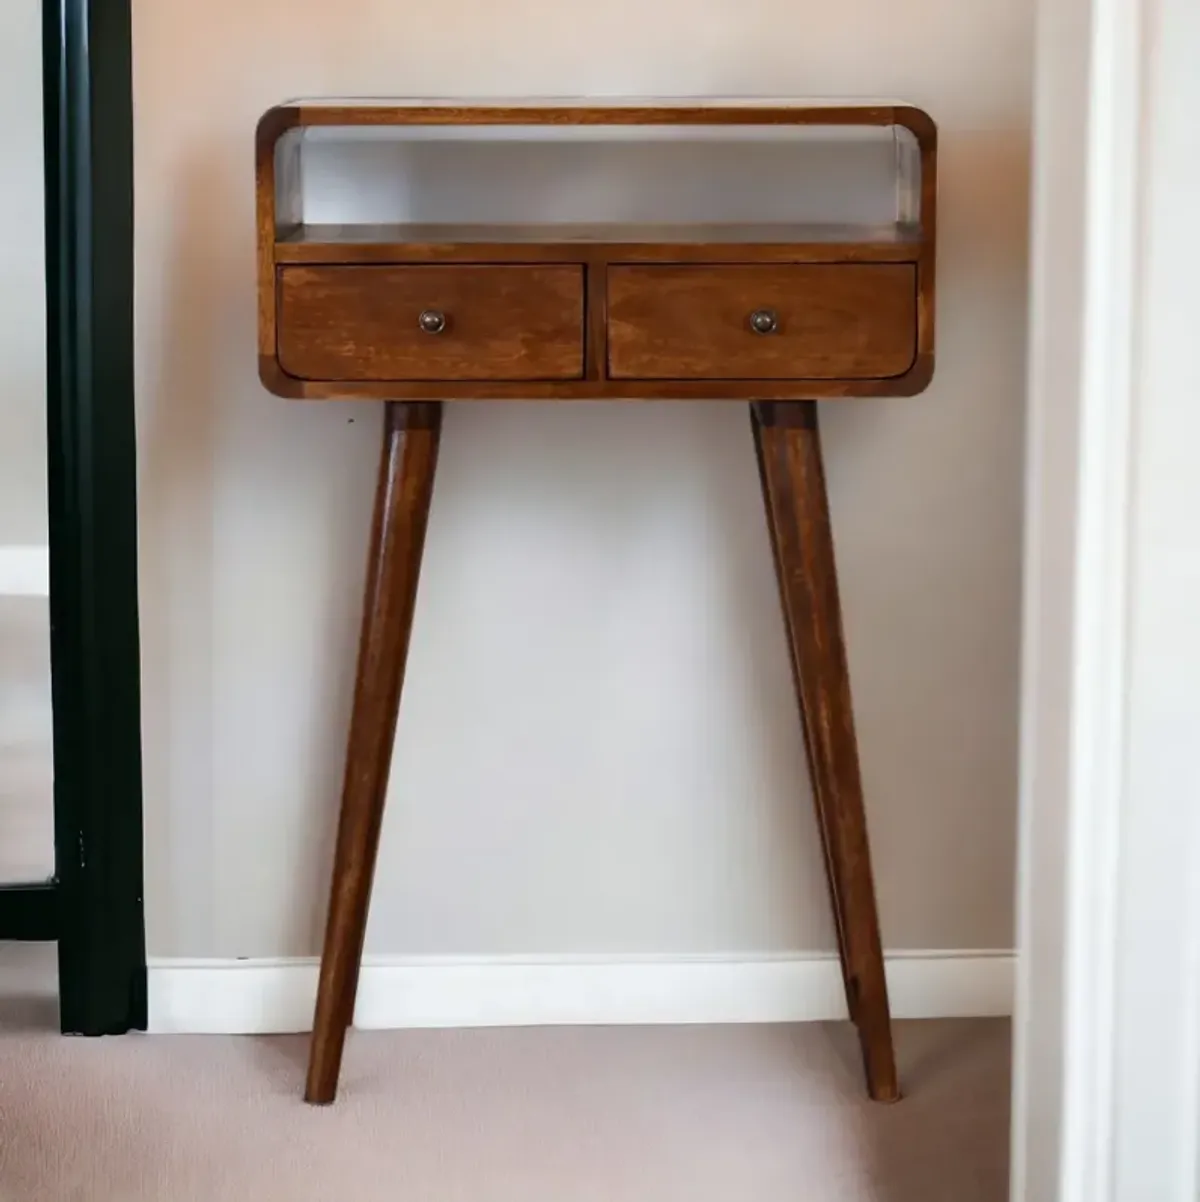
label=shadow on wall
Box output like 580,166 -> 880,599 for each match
138,121 -> 1029,967
331,397 -> 831,958
138,154 -> 223,957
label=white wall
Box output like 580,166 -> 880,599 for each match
1109,0 -> 1200,1185
0,0 -> 53,883
0,0 -> 47,550
1012,0 -> 1200,1196
133,0 -> 1032,959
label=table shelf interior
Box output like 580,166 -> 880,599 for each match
273,122 -> 925,246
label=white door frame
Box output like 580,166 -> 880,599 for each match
1013,0 -> 1200,1197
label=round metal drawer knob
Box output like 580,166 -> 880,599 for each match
749,308 -> 780,335
419,309 -> 447,334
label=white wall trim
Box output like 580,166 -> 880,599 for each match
1012,0 -> 1143,1188
0,546 -> 50,597
1016,0 -> 1200,1197
146,950 -> 1013,1036
1038,0 -> 1145,1197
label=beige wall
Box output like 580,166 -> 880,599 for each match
0,0 -> 53,883
133,0 -> 1031,958
0,0 -> 47,549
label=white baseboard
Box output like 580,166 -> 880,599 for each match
0,547 -> 50,597
146,950 -> 1013,1035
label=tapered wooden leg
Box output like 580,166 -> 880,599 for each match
751,416 -> 857,1025
305,401 -> 442,1105
751,400 -> 899,1103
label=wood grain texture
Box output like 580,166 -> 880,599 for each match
255,102 -> 938,1106
894,106 -> 938,373
751,400 -> 898,1104
278,265 -> 585,382
608,265 -> 917,381
750,427 -> 855,1024
255,102 -> 938,403
255,107 -> 293,363
273,222 -> 923,266
257,364 -> 935,402
306,401 -> 441,1106
585,262 -> 608,381
266,102 -> 905,129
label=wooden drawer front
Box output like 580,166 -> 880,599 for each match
277,265 -> 585,382
607,264 -> 917,380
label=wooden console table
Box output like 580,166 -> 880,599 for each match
255,99 -> 938,1106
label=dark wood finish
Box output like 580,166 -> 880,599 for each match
750,428 -> 857,1024
585,260 -> 608,381
278,265 -> 585,383
256,97 -> 283,381
306,401 -> 442,1106
608,265 -> 917,381
256,103 -> 938,405
274,222 -> 923,265
261,102 -> 912,131
905,108 -> 939,377
256,101 -> 937,1105
751,400 -> 898,1103
259,364 -> 935,403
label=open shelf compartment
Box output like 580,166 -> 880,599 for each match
265,106 -> 931,263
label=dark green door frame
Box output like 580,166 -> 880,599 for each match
0,0 -> 146,1035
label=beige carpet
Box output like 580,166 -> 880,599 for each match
0,1003 -> 1009,1202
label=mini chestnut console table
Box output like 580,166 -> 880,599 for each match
255,99 -> 937,1106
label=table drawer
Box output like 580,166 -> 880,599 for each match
607,264 -> 917,380
277,265 -> 585,382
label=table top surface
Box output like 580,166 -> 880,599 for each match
259,99 -> 937,135
274,95 -> 922,109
